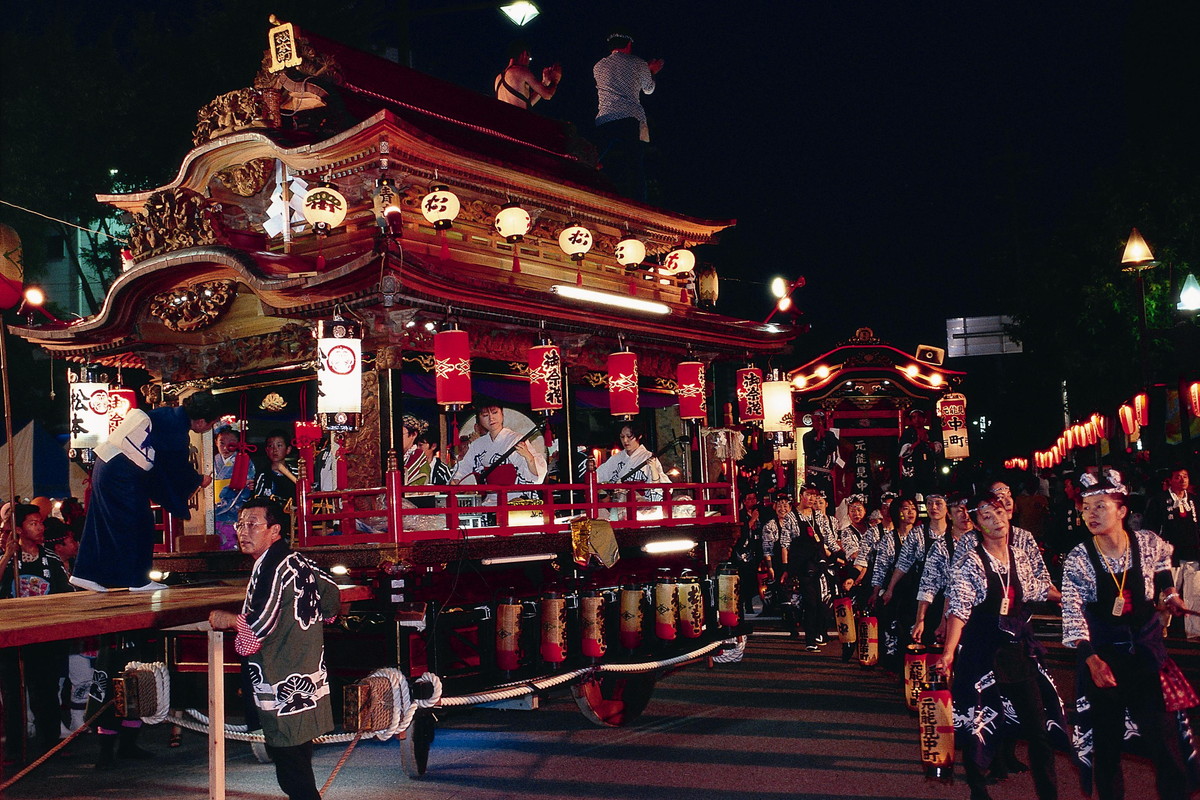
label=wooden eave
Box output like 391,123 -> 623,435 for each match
97,111 -> 732,247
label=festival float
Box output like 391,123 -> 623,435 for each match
10,18 -> 794,776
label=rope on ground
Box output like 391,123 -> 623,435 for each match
0,699 -> 115,792
318,731 -> 362,797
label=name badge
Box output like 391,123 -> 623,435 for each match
1111,595 -> 1124,616
999,596 -> 1010,616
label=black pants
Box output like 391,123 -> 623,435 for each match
1088,649 -> 1189,800
2,643 -> 67,757
964,674 -> 1057,800
265,741 -> 320,800
595,117 -> 647,201
787,569 -> 825,645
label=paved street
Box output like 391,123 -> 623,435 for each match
3,619 -> 1173,800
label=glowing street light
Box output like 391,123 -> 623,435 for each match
1179,273 -> 1200,312
500,1 -> 540,26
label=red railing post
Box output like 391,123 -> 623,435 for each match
385,449 -> 404,545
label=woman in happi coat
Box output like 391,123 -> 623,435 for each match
911,491 -> 972,646
870,495 -> 919,671
934,490 -> 1066,800
1061,470 -> 1198,800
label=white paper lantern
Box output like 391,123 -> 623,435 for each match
558,225 -> 593,261
494,202 -> 531,242
615,238 -> 646,268
68,382 -> 111,449
317,320 -> 362,417
302,183 -> 348,235
762,380 -> 794,433
421,185 -> 461,229
661,248 -> 696,275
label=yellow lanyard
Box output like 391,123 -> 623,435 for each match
1097,538 -> 1129,599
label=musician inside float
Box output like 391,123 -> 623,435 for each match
588,422 -> 673,519
451,399 -> 548,506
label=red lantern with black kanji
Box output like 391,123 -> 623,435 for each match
528,344 -> 563,412
736,367 -> 764,424
608,351 -> 639,417
676,361 -> 706,421
1119,403 -> 1137,436
1134,392 -> 1149,427
434,329 -> 472,407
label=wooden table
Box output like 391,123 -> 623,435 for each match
0,582 -> 371,799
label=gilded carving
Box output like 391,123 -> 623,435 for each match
144,323 -> 316,382
149,280 -> 238,332
340,368 -> 381,509
127,188 -> 220,261
193,89 -> 268,146
215,158 -> 274,197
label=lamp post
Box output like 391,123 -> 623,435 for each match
398,1 -> 541,68
1121,227 -> 1158,388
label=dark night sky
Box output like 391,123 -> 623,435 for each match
402,1 -> 1147,348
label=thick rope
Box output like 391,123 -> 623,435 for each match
319,731 -> 362,797
0,699 -> 115,792
124,661 -> 171,725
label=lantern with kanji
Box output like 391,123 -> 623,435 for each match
608,351 -> 639,418
421,185 -> 460,229
528,343 -> 563,413
106,388 -> 139,435
1189,382 -> 1200,418
494,202 -> 531,242
433,329 -> 472,408
69,381 -> 111,451
558,225 -> 593,261
1134,392 -> 1149,427
615,238 -> 646,268
761,379 -> 793,433
676,361 -> 707,422
317,319 -> 362,431
661,248 -> 696,275
736,367 -> 764,424
302,182 -> 348,236
936,393 -> 969,460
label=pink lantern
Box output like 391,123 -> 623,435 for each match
1188,382 -> 1200,418
1118,404 -> 1137,436
676,361 -> 706,421
434,329 -> 472,407
608,351 -> 639,418
1134,392 -> 1149,427
736,367 -> 764,424
528,344 -> 564,412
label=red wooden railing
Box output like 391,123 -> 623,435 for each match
292,452 -> 738,548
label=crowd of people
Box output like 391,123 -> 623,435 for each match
731,462 -> 1200,800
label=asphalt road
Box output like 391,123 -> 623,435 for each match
2,619 -> 1174,800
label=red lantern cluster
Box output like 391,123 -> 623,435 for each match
676,361 -> 706,421
434,329 -> 472,407
608,351 -> 639,417
736,367 -> 764,424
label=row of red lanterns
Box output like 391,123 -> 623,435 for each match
430,330 -> 707,420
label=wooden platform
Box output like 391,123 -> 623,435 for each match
0,584 -> 247,648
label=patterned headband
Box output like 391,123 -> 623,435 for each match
1079,469 -> 1128,497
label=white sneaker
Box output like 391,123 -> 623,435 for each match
68,575 -> 109,592
130,581 -> 168,592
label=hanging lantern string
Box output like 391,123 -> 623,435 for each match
0,198 -> 131,244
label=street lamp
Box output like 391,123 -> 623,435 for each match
1121,227 -> 1158,386
1179,273 -> 1200,312
499,1 -> 540,26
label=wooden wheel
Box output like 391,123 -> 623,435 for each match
571,673 -> 656,727
399,711 -> 435,779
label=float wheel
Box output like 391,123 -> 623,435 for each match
571,673 -> 656,727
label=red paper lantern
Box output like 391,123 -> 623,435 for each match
528,344 -> 564,412
1118,403 -> 1137,436
1064,428 -> 1075,450
1134,392 -> 1149,427
736,367 -> 764,424
1051,444 -> 1061,464
434,329 -> 472,407
676,361 -> 707,421
608,351 -> 639,417
1188,382 -> 1200,418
